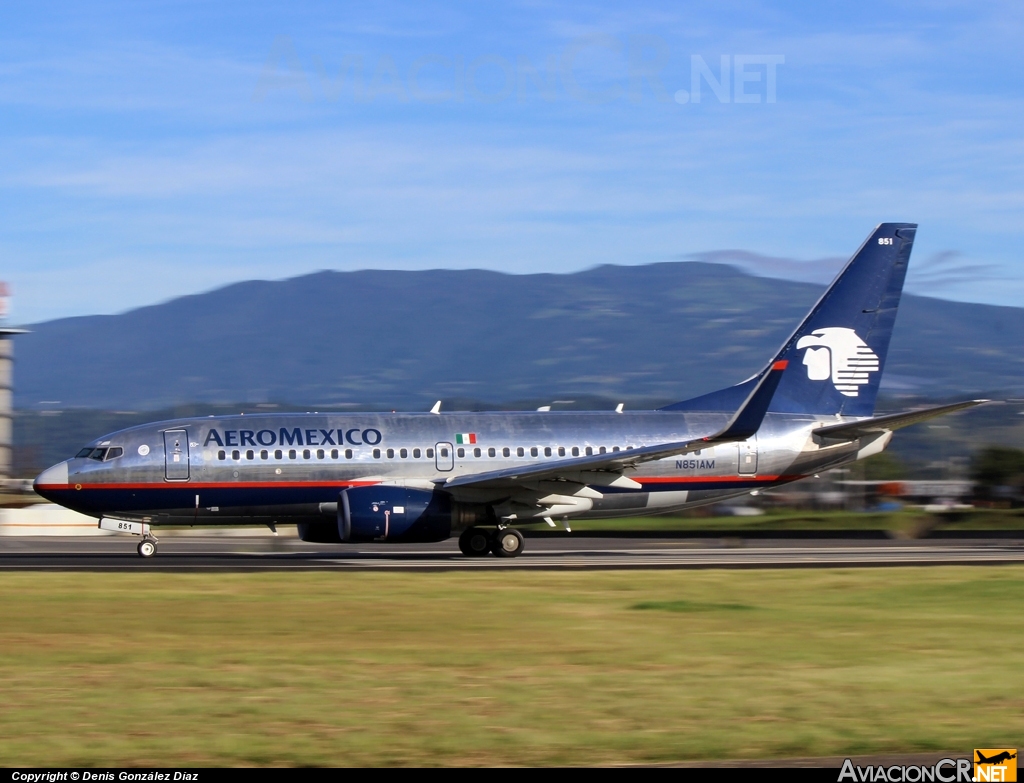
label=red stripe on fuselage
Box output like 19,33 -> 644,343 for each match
37,475 -> 806,491
35,480 -> 382,491
637,474 -> 805,484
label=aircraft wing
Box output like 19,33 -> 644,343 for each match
441,360 -> 788,490
812,399 -> 989,440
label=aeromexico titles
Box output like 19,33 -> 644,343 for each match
34,223 -> 985,558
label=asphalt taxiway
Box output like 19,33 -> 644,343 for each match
1,533 -> 1023,571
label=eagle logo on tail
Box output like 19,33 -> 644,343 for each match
796,327 -> 879,397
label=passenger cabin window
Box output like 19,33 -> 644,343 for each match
544,447 -> 552,457
612,446 -> 620,452
373,448 -> 381,459
275,449 -> 283,459
517,447 -> 525,457
413,448 -> 421,459
440,447 -> 449,457
105,447 -> 123,460
387,448 -> 395,459
345,449 -> 353,459
303,449 -> 311,459
331,449 -> 338,459
261,450 -> 269,460
572,446 -> 580,457
317,449 -> 325,459
474,447 -> 481,458
599,446 -> 606,454
289,449 -> 297,459
488,447 -> 496,457
218,450 -> 226,460
426,448 -> 434,458
232,450 -> 240,460
457,447 -> 465,458
558,447 -> 565,457
502,447 -> 510,457
585,446 -> 593,456
246,450 -> 254,460
400,448 -> 408,458
530,446 -> 538,457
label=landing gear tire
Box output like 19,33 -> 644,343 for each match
459,527 -> 493,557
137,538 -> 157,558
493,528 -> 525,558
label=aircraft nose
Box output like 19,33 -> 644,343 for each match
34,461 -> 69,500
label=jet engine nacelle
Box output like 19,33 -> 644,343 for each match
339,486 -> 453,543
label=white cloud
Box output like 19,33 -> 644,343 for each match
2,1 -> 1024,322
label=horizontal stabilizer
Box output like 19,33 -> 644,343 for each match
813,400 -> 989,440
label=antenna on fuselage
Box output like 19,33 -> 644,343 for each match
429,400 -> 441,414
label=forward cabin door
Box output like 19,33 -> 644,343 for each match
737,435 -> 758,476
164,429 -> 190,481
435,442 -> 454,471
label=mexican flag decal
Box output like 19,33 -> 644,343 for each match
455,433 -> 477,445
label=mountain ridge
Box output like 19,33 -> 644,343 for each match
12,262 -> 1024,410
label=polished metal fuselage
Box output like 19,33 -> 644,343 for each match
34,410 -> 871,529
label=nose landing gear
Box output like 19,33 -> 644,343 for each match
137,537 -> 158,558
458,526 -> 525,558
98,518 -> 159,558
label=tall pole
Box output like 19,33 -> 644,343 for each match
0,333 -> 11,480
0,281 -> 28,481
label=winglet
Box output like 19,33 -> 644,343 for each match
712,360 -> 788,441
429,400 -> 441,414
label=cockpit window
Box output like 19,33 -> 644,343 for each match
75,446 -> 116,460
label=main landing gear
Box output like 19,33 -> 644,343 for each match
458,526 -> 525,558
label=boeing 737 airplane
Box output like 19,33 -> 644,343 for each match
34,223 -> 985,558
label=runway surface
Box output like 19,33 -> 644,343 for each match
2,533 -> 1023,571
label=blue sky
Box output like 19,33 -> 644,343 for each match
1,1 -> 1023,323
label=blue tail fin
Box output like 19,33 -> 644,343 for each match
663,222 -> 916,417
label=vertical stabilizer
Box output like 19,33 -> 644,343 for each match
767,223 -> 915,416
662,223 -> 916,417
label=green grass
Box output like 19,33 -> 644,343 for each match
1,568 -> 1022,766
630,599 -> 756,612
